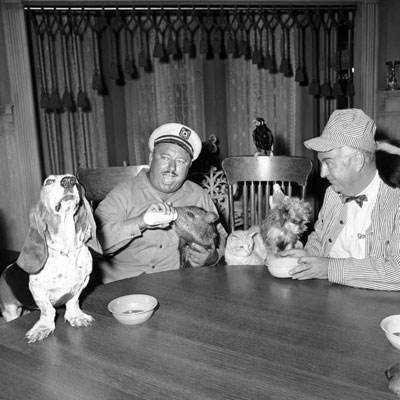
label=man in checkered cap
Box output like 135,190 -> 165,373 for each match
95,123 -> 227,283
282,108 -> 400,291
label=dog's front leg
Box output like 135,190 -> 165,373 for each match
64,296 -> 94,328
64,278 -> 94,328
25,295 -> 56,343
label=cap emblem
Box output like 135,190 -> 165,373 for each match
179,127 -> 191,140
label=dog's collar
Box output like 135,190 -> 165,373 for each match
47,243 -> 84,258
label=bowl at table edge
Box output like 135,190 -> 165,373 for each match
381,315 -> 400,349
266,257 -> 299,278
107,294 -> 158,325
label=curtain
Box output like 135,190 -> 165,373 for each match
28,10 -> 109,174
123,29 -> 206,165
26,5 -> 356,175
226,25 -> 297,156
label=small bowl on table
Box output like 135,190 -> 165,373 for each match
267,257 -> 299,278
107,294 -> 158,325
381,315 -> 400,349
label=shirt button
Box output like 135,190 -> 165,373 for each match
159,244 -> 162,248
151,265 -> 155,269
340,220 -> 344,224
328,238 -> 332,243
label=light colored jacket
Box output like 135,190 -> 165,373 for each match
305,179 -> 400,290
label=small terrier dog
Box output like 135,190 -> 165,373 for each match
260,193 -> 312,259
0,174 -> 102,343
224,185 -> 312,266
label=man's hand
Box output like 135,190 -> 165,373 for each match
289,256 -> 329,280
187,243 -> 218,267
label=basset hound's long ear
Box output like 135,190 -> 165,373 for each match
16,202 -> 48,274
75,190 -> 103,254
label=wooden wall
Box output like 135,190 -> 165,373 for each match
0,3 -> 42,251
375,0 -> 400,141
0,8 -> 16,249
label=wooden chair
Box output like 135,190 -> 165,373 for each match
188,166 -> 229,229
75,165 -> 148,288
76,165 -> 148,206
221,156 -> 313,232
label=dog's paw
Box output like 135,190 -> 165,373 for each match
25,321 -> 56,343
65,312 -> 94,328
386,363 -> 400,397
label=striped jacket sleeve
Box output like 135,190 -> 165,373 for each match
305,182 -> 400,291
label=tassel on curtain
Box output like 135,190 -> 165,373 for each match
28,8 -> 108,174
27,6 -> 356,88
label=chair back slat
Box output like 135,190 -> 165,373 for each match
76,165 -> 148,204
257,182 -> 263,225
243,183 -> 249,228
250,182 -> 256,225
221,156 -> 313,232
265,183 -> 271,216
227,184 -> 235,231
288,182 -> 293,197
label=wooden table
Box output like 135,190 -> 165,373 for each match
1,264 -> 400,400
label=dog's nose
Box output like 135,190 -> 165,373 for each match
60,176 -> 76,189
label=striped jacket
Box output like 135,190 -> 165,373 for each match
305,179 -> 400,290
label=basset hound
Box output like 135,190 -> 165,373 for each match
0,174 -> 102,343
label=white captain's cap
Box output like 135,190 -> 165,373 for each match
148,123 -> 202,161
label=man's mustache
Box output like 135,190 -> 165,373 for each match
162,170 -> 178,177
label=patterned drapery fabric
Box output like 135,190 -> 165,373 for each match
226,26 -> 296,156
26,5 -> 356,175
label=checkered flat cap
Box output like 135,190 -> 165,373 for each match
304,108 -> 377,153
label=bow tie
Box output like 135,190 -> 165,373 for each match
341,194 -> 368,208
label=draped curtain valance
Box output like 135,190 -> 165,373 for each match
26,3 -> 357,114
24,3 -> 357,177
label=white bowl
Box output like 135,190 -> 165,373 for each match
381,315 -> 400,349
267,257 -> 299,278
107,294 -> 158,325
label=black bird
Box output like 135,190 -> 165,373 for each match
252,117 -> 274,156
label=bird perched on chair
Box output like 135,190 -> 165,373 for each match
0,174 -> 102,343
252,117 -> 274,156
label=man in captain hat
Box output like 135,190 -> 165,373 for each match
95,123 -> 227,283
282,108 -> 400,291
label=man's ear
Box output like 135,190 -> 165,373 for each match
148,151 -> 154,165
354,151 -> 365,172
